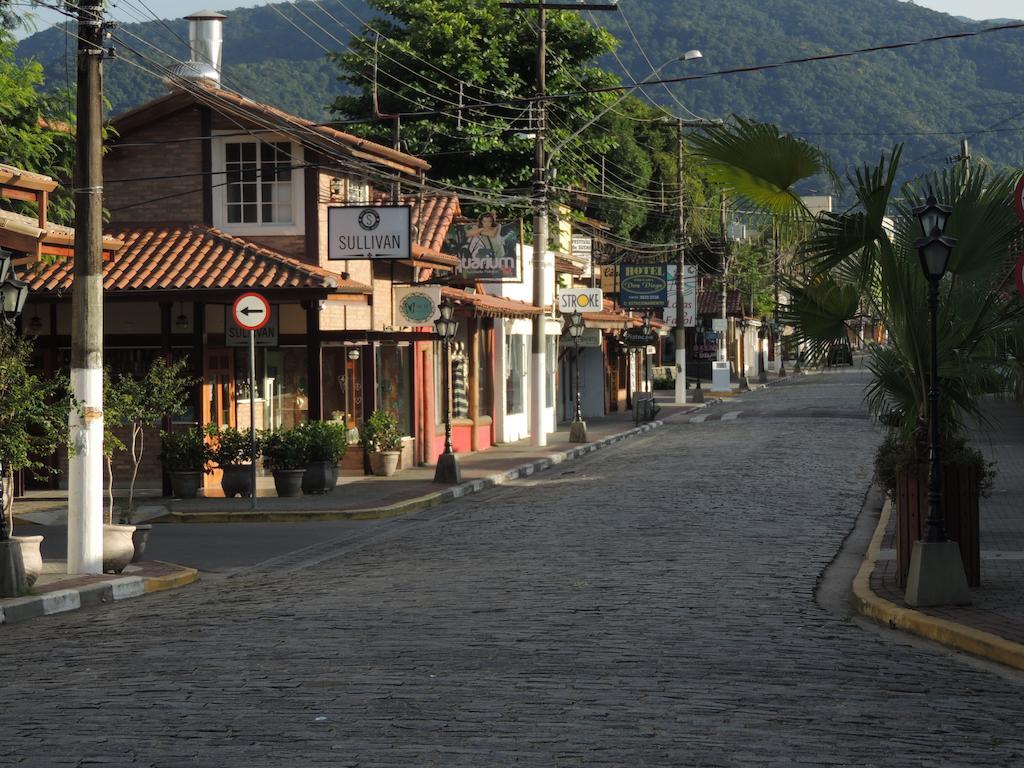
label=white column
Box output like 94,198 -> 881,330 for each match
68,365 -> 103,574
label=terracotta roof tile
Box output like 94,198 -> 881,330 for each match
442,287 -> 543,319
16,224 -> 371,295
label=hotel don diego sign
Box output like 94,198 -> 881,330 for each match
328,205 -> 411,260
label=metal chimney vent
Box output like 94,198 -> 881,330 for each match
168,10 -> 226,87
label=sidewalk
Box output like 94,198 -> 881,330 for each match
852,396 -> 1024,670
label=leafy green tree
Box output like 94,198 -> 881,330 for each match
0,326 -> 71,536
103,358 -> 195,523
329,0 -> 622,207
0,27 -> 76,224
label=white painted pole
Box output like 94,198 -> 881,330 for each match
249,329 -> 257,511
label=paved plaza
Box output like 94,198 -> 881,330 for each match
3,369 -> 1024,766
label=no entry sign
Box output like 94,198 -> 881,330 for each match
232,292 -> 271,331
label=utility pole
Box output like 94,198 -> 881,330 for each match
674,118 -> 688,405
719,192 -> 729,364
68,0 -> 105,575
774,220 -> 785,378
501,1 -> 617,448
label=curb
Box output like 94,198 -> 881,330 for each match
171,417 -> 676,524
0,561 -> 199,626
850,499 -> 1024,672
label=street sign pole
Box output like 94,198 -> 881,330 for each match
249,328 -> 257,511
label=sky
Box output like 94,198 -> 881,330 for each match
13,0 -> 1024,39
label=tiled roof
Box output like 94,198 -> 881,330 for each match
442,287 -> 543,319
697,289 -> 745,316
411,194 -> 460,253
0,164 -> 57,192
17,224 -> 370,295
0,210 -> 122,254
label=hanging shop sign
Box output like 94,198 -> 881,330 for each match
442,214 -> 523,281
570,233 -> 593,277
393,285 -> 441,326
327,205 -> 412,260
227,304 -> 279,347
558,287 -> 603,314
600,264 -> 619,294
664,264 -> 698,327
621,327 -> 658,347
559,327 -> 602,348
619,263 -> 669,308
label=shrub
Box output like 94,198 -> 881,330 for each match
296,420 -> 347,463
873,429 -> 995,499
359,410 -> 403,453
158,426 -> 212,473
259,427 -> 309,471
207,424 -> 259,467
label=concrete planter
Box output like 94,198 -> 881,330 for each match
168,470 -> 203,499
13,534 -> 43,587
103,523 -> 136,574
272,468 -> 305,498
302,460 -> 338,495
368,451 -> 400,477
130,524 -> 152,563
220,465 -> 253,498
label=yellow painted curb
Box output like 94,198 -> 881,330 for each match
169,491 -> 446,524
143,562 -> 200,594
851,499 -> 1024,672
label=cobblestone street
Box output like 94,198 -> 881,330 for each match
4,369 -> 1024,767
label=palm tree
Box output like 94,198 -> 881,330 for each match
690,117 -> 1024,473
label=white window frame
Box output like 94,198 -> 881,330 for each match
211,132 -> 305,236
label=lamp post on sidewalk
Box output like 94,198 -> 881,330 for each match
433,297 -> 462,484
567,311 -> 587,443
757,318 -> 768,384
0,248 -> 31,597
904,194 -> 970,607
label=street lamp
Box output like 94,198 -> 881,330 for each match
757,318 -> 768,383
567,311 -> 587,443
0,248 -> 30,597
904,195 -> 969,607
433,297 -> 462,484
641,313 -> 653,394
737,318 -> 750,391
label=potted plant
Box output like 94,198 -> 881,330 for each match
0,327 -> 70,594
259,427 -> 308,498
297,420 -> 347,494
159,426 -> 212,499
360,410 -> 403,477
208,424 -> 260,498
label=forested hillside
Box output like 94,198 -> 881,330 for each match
15,0 -> 1024,183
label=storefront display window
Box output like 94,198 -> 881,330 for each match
323,346 -> 362,427
376,343 -> 413,436
233,347 -> 308,431
476,325 -> 493,419
506,334 -> 525,415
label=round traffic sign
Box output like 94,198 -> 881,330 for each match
1016,252 -> 1024,301
232,292 -> 271,331
1015,175 -> 1024,224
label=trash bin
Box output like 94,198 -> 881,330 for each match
711,361 -> 731,392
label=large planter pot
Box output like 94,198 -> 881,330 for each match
272,468 -> 306,498
103,523 -> 136,574
130,524 -> 152,564
13,534 -> 43,587
368,451 -> 400,477
168,470 -> 203,499
302,460 -> 338,495
221,464 -> 253,498
895,462 -> 980,588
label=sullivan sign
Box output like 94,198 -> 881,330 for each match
327,205 -> 412,260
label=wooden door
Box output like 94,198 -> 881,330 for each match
203,348 -> 235,490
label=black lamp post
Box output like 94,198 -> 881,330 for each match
737,318 -> 750,391
913,195 -> 956,544
641,313 -> 653,394
757,318 -> 768,383
0,248 -> 30,597
433,297 -> 462,484
904,195 -> 969,607
567,311 -> 587,442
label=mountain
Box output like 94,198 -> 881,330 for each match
15,0 -> 1024,187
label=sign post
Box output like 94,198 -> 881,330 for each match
232,292 -> 271,510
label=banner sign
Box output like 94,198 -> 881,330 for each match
664,264 -> 698,327
558,287 -> 603,314
328,205 -> 412,260
442,215 -> 522,281
559,327 -> 602,348
227,305 -> 278,347
571,234 -> 593,278
622,327 -> 658,347
394,285 -> 441,326
619,264 -> 669,308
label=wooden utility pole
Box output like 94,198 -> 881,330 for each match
68,0 -> 106,574
501,1 -> 617,448
674,118 -> 688,405
719,192 -> 729,363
